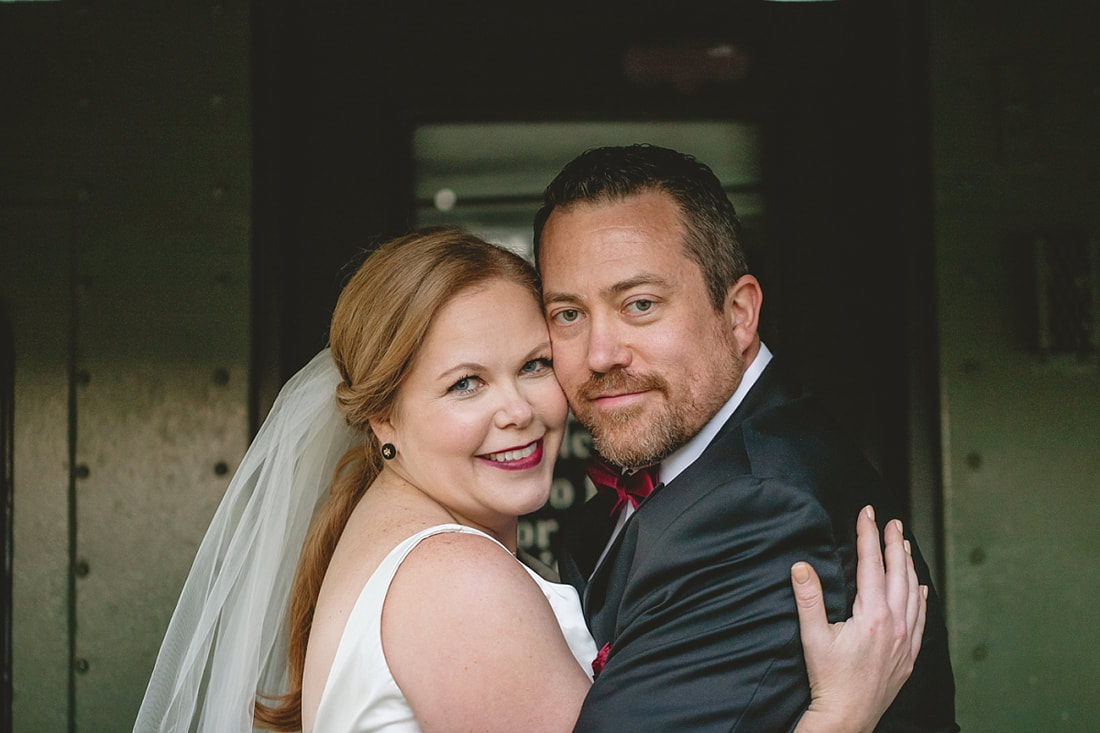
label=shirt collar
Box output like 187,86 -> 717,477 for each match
659,342 -> 772,485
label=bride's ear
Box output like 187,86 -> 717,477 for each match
368,415 -> 396,447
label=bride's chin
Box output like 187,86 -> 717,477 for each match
516,489 -> 553,516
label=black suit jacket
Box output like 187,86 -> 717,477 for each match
561,361 -> 958,732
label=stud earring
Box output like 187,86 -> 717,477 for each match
381,443 -> 396,460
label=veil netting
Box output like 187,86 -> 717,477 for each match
134,350 -> 360,732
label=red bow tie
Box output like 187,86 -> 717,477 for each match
586,457 -> 660,515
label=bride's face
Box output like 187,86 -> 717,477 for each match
377,277 -> 567,543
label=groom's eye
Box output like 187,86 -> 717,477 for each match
554,309 -> 580,324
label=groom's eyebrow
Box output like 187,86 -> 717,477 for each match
542,288 -> 579,307
542,274 -> 672,307
604,273 -> 672,296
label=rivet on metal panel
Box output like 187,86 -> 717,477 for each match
214,461 -> 229,477
209,93 -> 225,109
75,464 -> 90,479
971,644 -> 988,662
211,185 -> 226,201
74,560 -> 90,578
965,452 -> 982,470
969,547 -> 985,565
76,370 -> 91,387
213,368 -> 230,386
74,658 -> 90,674
961,359 -> 981,376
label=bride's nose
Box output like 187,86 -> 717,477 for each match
493,384 -> 535,429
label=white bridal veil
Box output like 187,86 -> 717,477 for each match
134,350 -> 359,732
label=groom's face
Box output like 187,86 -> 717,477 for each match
538,190 -> 745,469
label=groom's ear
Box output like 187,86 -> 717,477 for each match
724,274 -> 762,354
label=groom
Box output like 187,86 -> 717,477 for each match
534,145 -> 958,731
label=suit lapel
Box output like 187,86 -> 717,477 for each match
580,509 -> 631,643
559,489 -> 619,595
581,502 -> 629,609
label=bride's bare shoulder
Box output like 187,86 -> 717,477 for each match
382,531 -> 589,732
386,530 -> 531,604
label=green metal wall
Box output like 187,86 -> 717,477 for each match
0,3 -> 252,730
931,2 -> 1100,730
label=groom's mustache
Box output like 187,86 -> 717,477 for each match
575,368 -> 670,404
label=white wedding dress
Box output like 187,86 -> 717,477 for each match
312,524 -> 598,732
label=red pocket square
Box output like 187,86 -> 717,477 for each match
591,642 -> 611,677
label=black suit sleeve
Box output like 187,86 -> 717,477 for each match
574,476 -> 847,732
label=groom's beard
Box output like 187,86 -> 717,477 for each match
570,368 -> 692,469
568,347 -> 745,470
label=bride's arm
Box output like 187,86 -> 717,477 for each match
383,532 -> 590,733
791,506 -> 927,733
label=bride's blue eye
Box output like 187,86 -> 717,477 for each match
521,357 -> 553,375
449,375 -> 479,394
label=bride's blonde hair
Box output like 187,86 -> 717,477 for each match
254,228 -> 540,729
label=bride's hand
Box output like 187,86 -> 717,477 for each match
790,506 -> 927,733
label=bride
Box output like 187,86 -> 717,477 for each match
134,228 -> 925,732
